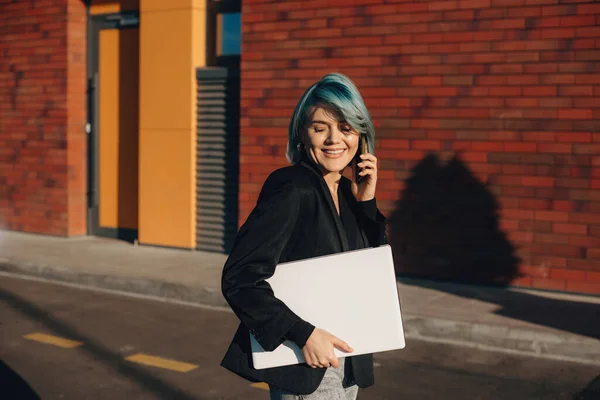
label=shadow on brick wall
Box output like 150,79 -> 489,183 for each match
388,153 -> 520,285
387,153 -> 600,341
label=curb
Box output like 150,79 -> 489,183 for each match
0,260 -> 228,309
401,315 -> 600,366
1,260 -> 599,366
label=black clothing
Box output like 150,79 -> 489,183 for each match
220,160 -> 387,395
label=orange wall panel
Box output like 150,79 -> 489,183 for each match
137,0 -> 207,249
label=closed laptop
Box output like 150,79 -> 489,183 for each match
251,245 -> 406,370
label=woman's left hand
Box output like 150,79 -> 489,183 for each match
352,153 -> 378,202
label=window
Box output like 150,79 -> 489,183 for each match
206,0 -> 241,66
218,12 -> 241,56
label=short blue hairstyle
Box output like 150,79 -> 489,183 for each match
286,73 -> 375,164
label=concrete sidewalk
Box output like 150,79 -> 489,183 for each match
1,230 -> 599,365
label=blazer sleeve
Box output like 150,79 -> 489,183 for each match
221,173 -> 314,351
356,198 -> 388,247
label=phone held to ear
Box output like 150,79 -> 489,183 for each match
354,135 -> 368,184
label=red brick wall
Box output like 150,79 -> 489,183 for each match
66,0 -> 88,235
0,0 -> 87,236
240,0 -> 600,294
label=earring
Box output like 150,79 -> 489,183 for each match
296,142 -> 302,152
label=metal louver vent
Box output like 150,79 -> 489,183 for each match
196,67 -> 240,253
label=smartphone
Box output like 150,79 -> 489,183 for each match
354,135 -> 368,184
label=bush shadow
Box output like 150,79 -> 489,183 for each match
0,360 -> 41,400
388,153 -> 600,340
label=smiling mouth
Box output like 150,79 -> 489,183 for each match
322,149 -> 345,155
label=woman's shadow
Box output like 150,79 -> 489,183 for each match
387,153 -> 600,341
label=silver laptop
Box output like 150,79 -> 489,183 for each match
250,245 -> 406,370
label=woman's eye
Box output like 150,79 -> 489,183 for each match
341,126 -> 352,133
313,126 -> 324,133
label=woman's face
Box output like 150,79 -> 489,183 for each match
303,105 -> 360,177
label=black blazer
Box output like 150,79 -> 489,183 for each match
220,159 -> 387,395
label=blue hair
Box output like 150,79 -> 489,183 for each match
286,73 -> 375,164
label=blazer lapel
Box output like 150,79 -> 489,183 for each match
298,161 -> 349,252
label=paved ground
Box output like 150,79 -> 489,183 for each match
2,275 -> 598,400
1,231 -> 600,365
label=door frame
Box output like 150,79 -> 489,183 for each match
86,11 -> 140,241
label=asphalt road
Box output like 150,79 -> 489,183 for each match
1,275 -> 598,400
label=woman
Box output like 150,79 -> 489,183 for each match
221,73 -> 387,399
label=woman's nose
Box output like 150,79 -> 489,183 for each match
326,127 -> 342,143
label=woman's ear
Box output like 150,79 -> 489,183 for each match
299,130 -> 310,152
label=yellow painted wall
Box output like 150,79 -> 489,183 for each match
138,0 -> 206,248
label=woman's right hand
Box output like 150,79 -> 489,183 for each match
302,328 -> 354,368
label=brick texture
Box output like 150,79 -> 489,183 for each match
240,0 -> 600,294
0,0 -> 87,236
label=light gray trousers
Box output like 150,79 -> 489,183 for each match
269,358 -> 359,400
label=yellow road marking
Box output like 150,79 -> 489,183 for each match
251,382 -> 269,390
24,333 -> 83,348
125,353 -> 198,373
